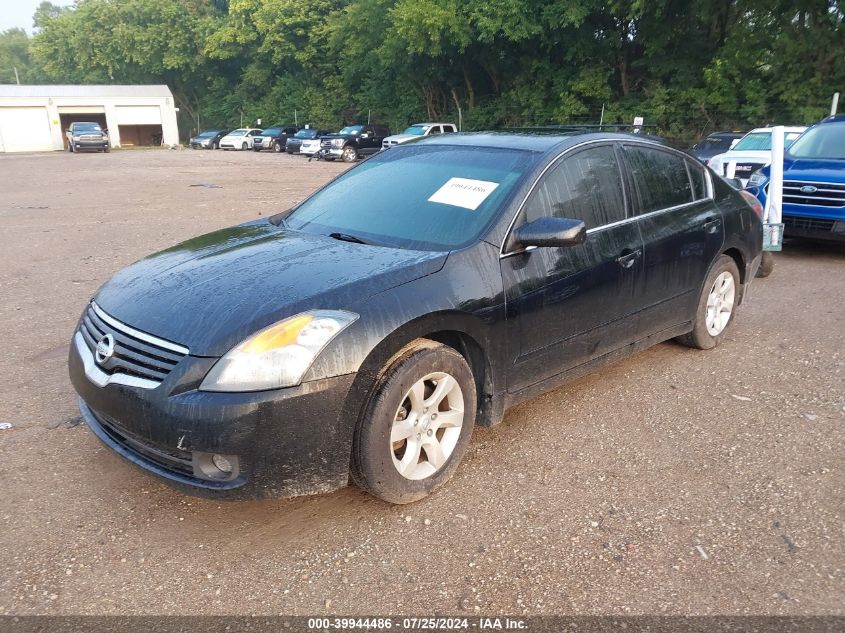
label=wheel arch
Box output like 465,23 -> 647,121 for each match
338,312 -> 501,456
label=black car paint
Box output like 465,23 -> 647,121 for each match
68,132 -> 762,498
689,132 -> 745,163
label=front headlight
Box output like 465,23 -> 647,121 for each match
331,139 -> 344,148
199,310 -> 358,392
748,170 -> 768,186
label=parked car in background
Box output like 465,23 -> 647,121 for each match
253,125 -> 299,152
66,122 -> 110,153
689,131 -> 744,164
382,122 -> 457,149
68,132 -> 761,503
189,129 -> 230,150
746,115 -> 845,242
708,126 -> 806,185
286,128 -> 331,155
300,136 -> 323,157
319,124 -> 390,162
219,128 -> 263,151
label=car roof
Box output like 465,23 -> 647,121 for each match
819,114 -> 845,124
745,126 -> 806,134
415,131 -> 667,153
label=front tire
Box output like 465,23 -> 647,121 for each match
677,255 -> 740,350
341,145 -> 358,162
242,142 -> 248,150
274,141 -> 284,153
351,340 -> 476,504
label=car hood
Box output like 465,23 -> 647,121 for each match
754,158 -> 845,183
710,150 -> 771,165
384,134 -> 415,144
94,220 -> 448,356
782,158 -> 845,182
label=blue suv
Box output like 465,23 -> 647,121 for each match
746,115 -> 845,242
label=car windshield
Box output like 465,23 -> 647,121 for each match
787,123 -> 845,159
402,125 -> 428,136
733,131 -> 802,151
75,123 -> 101,132
228,130 -> 247,136
261,128 -> 282,135
733,132 -> 772,151
295,129 -> 318,139
696,136 -> 736,151
338,125 -> 364,135
284,145 -> 535,251
197,131 -> 218,138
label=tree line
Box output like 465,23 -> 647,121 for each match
1,0 -> 843,144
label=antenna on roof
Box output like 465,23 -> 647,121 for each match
832,93 -> 840,117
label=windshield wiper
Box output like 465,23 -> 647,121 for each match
328,231 -> 375,245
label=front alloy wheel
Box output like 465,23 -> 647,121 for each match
352,339 -> 476,504
341,145 -> 358,162
390,372 -> 465,480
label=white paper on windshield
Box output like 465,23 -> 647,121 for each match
428,178 -> 499,211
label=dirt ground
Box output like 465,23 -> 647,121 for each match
0,148 -> 842,617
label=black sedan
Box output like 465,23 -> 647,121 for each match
189,129 -> 230,150
68,132 -> 762,503
689,131 -> 744,164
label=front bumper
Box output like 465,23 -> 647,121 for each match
69,334 -> 356,499
72,140 -> 109,150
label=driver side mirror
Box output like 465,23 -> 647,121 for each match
513,217 -> 587,249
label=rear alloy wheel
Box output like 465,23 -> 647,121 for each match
341,145 -> 358,162
351,339 -> 476,504
677,255 -> 740,350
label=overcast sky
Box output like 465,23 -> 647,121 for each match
0,0 -> 74,33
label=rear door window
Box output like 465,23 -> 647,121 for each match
624,145 -> 694,213
523,144 -> 627,230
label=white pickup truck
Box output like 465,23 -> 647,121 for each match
382,122 -> 457,149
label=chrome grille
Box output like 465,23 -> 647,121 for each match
781,181 -> 845,208
320,138 -> 333,149
78,302 -> 188,385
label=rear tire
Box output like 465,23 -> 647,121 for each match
756,252 -> 774,278
351,340 -> 476,504
676,255 -> 740,350
274,141 -> 284,153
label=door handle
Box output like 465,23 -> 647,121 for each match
703,217 -> 722,234
616,249 -> 642,269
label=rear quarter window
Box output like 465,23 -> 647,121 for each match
624,145 -> 694,213
686,160 -> 709,200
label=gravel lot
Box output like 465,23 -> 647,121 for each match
0,149 -> 842,617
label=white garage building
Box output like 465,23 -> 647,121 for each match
0,84 -> 180,153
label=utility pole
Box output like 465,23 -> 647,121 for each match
13,67 -> 20,84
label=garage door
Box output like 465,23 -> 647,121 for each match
0,107 -> 54,153
114,106 -> 162,125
